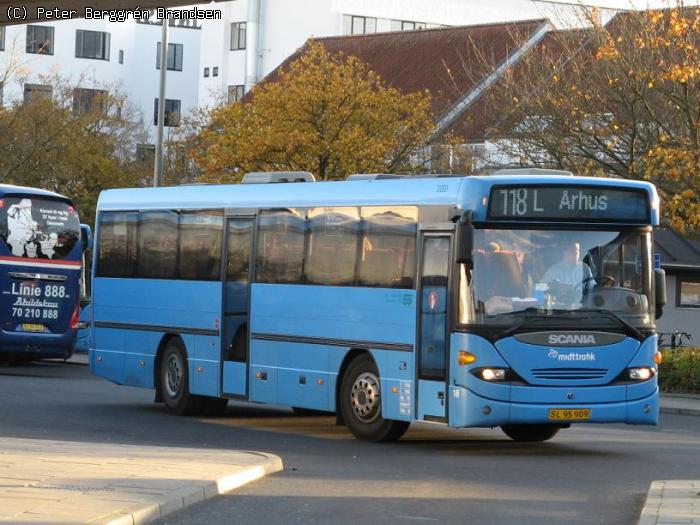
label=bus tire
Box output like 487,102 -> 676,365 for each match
159,339 -> 205,416
501,424 -> 560,442
340,354 -> 409,443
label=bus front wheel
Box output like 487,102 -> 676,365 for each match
159,339 -> 205,416
501,424 -> 560,442
340,354 -> 409,442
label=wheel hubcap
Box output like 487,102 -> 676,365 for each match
164,353 -> 182,398
350,372 -> 381,423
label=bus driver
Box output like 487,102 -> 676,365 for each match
542,241 -> 595,306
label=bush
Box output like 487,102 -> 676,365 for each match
658,347 -> 700,394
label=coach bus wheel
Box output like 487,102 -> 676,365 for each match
501,424 -> 560,442
159,339 -> 205,416
340,354 -> 409,442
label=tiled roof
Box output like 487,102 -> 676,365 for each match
254,19 -> 550,129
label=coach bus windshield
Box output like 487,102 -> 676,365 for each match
458,228 -> 654,330
0,196 -> 80,260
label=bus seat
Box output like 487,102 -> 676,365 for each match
484,251 -> 527,298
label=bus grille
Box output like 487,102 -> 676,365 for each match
532,368 -> 608,380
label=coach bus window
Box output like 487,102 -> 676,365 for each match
227,220 -> 252,283
97,211 -> 138,277
305,207 -> 359,286
256,209 -> 307,284
179,210 -> 223,280
358,206 -> 417,289
136,210 -> 178,279
0,197 -> 80,260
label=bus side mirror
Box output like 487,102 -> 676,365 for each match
456,211 -> 474,265
80,224 -> 92,252
655,268 -> 666,319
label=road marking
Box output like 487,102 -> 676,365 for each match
395,516 -> 439,521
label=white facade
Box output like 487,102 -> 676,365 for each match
0,0 -> 640,147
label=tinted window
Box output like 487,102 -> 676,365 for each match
137,210 -> 178,278
256,209 -> 306,284
75,30 -> 110,60
97,211 -> 138,276
227,220 -> 252,283
26,25 -> 54,55
305,207 -> 359,286
0,197 -> 80,261
358,206 -> 417,289
178,210 -> 223,280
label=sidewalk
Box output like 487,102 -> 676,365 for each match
660,393 -> 700,417
639,481 -> 700,525
0,437 -> 282,524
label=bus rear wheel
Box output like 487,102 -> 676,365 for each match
501,424 -> 560,442
159,339 -> 205,416
340,354 -> 409,442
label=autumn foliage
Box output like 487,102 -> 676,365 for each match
189,41 -> 435,181
481,7 -> 700,231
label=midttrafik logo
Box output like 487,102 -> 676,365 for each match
547,349 -> 596,361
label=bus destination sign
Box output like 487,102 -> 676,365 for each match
487,186 -> 649,222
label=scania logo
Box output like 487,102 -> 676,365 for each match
548,334 -> 596,345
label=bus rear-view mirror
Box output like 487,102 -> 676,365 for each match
80,224 -> 92,252
654,268 -> 666,319
456,211 -> 474,265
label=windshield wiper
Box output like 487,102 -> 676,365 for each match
579,309 -> 644,340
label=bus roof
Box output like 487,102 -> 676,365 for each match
0,184 -> 73,202
97,174 -> 659,224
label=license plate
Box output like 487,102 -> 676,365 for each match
22,323 -> 44,332
548,408 -> 591,421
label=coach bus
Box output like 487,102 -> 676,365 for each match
0,184 -> 89,362
89,170 -> 665,442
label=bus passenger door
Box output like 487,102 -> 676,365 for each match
416,233 -> 452,422
221,218 -> 254,397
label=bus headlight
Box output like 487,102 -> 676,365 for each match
480,368 -> 507,381
628,367 -> 656,381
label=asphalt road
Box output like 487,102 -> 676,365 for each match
1,359 -> 699,525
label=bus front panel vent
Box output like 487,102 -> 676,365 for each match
242,171 -> 316,184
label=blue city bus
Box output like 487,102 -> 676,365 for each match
89,171 -> 665,442
0,184 -> 89,361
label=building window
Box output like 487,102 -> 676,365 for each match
26,25 -> 54,55
23,83 -> 52,103
678,278 -> 700,308
228,85 -> 244,103
119,49 -> 124,64
75,30 -> 110,60
156,42 -> 183,71
213,66 -> 219,77
390,20 -> 427,31
204,67 -> 209,78
153,98 -> 181,127
342,15 -> 377,35
73,88 -> 107,115
136,143 -> 155,163
231,22 -> 246,50
0,26 -> 5,51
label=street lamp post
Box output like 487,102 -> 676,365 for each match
154,16 -> 169,187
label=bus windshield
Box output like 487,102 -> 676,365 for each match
459,228 -> 654,330
0,196 -> 80,260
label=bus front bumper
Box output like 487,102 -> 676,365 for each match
447,386 -> 659,428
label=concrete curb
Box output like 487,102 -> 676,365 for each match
660,406 -> 700,417
638,480 -> 700,525
98,453 -> 284,525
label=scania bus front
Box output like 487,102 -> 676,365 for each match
449,179 -> 664,441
